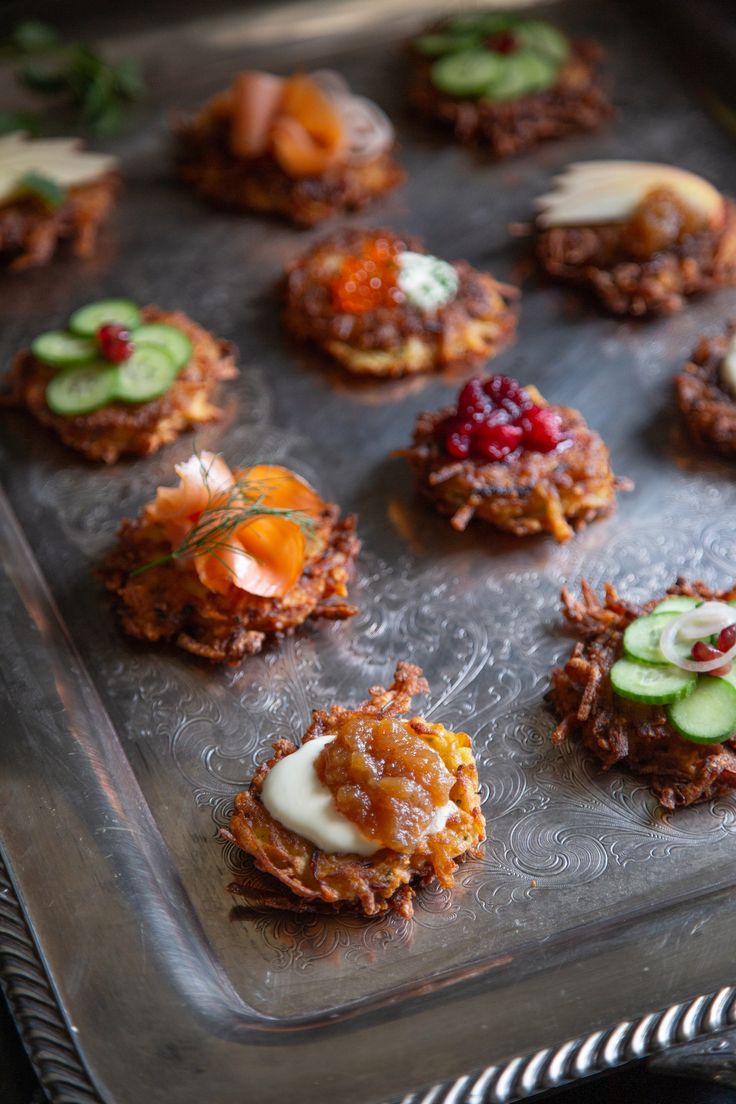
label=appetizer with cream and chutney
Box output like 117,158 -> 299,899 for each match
175,70 -> 402,225
4,298 -> 237,463
0,132 -> 118,270
535,162 -> 736,315
408,13 -> 611,158
675,323 -> 736,457
399,374 -> 630,542
285,228 -> 517,378
551,580 -> 736,808
100,451 -> 359,663
225,662 -> 485,918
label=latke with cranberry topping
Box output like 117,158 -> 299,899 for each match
399,375 -> 630,541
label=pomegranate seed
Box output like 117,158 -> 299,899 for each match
473,422 -> 523,461
717,624 -> 736,652
691,641 -> 722,662
486,30 -> 518,54
711,662 -> 733,677
521,406 -> 563,452
98,323 -> 134,363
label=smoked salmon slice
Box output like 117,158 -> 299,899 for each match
146,453 -> 326,598
230,71 -> 285,159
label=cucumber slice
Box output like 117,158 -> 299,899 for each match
502,48 -> 557,94
132,323 -> 192,370
515,20 -> 570,64
610,658 -> 696,705
668,676 -> 736,744
431,49 -> 504,97
652,596 -> 701,615
113,346 -> 177,404
480,51 -> 556,102
31,330 -> 97,367
414,32 -> 480,56
623,613 -> 677,665
45,362 -> 118,416
69,298 -> 142,337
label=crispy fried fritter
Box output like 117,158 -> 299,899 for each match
409,40 -> 611,159
675,324 -> 736,457
284,228 -> 517,378
4,307 -> 237,463
227,663 -> 485,917
174,114 -> 403,226
400,389 -> 630,542
549,579 -> 736,808
537,201 -> 736,316
100,497 -> 359,664
0,173 -> 118,270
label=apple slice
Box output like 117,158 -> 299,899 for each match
0,132 -> 117,206
720,337 -> 736,398
535,161 -> 725,231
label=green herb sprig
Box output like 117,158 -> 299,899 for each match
133,458 -> 317,579
1,20 -> 143,137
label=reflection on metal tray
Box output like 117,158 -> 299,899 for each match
2,0 -> 736,1101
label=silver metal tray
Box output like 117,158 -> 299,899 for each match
2,1 -> 736,1101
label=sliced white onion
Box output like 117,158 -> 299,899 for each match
659,601 -> 736,672
310,69 -> 394,164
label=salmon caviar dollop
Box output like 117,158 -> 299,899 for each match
330,235 -> 406,313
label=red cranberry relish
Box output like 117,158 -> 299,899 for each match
485,30 -> 518,54
438,375 -> 565,462
97,323 -> 134,363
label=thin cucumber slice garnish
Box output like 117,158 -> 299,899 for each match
31,330 -> 97,367
610,657 -> 696,705
652,596 -> 701,615
431,49 -> 505,97
622,612 -> 679,665
415,32 -> 480,56
481,50 -> 557,102
45,362 -> 118,415
668,677 -> 736,744
69,298 -> 142,337
113,346 -> 178,404
132,323 -> 192,371
515,20 -> 570,64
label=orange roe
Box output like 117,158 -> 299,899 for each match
330,235 -> 405,314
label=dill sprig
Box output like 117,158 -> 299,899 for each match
132,456 -> 317,579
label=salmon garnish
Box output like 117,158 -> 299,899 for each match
145,452 -> 326,598
270,75 -> 346,177
230,71 -> 285,158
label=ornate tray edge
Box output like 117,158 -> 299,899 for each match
2,829 -> 734,1104
0,852 -> 101,1104
399,986 -> 736,1103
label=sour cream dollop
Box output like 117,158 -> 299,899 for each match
260,735 -> 455,856
397,251 -> 459,313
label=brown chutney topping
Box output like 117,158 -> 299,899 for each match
620,186 -> 707,260
315,714 -> 454,852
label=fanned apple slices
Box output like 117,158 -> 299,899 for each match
535,161 -> 725,230
0,132 -> 117,206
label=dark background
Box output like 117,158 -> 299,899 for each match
2,0 -> 736,1100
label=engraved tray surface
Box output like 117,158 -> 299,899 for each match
2,1 -> 736,1101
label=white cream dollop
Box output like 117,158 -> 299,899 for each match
260,735 -> 457,857
397,251 -> 459,314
